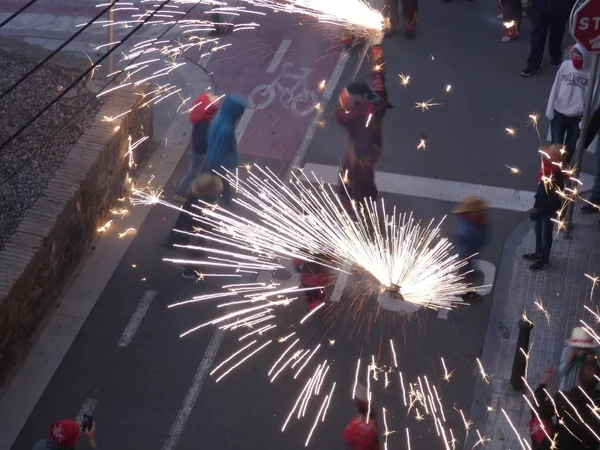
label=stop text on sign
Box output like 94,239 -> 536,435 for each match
577,16 -> 600,31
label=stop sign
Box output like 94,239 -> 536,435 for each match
571,0 -> 600,52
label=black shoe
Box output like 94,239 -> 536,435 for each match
529,260 -> 548,271
521,67 -> 539,77
181,268 -> 198,279
522,253 -> 540,261
461,291 -> 484,301
581,204 -> 599,214
550,60 -> 561,68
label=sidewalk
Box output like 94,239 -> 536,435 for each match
466,205 -> 600,449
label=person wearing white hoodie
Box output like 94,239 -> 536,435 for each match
546,43 -> 592,163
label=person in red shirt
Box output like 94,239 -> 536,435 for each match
342,399 -> 380,450
292,255 -> 332,311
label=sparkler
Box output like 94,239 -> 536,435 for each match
505,127 -> 517,137
399,73 -> 410,87
414,98 -> 442,111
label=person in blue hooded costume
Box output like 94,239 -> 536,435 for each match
202,93 -> 247,205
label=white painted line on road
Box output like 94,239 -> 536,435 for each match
75,398 -> 98,423
266,39 -> 291,73
437,309 -> 450,320
304,162 -> 535,212
162,327 -> 226,450
117,290 -> 156,347
330,264 -> 351,302
235,108 -> 255,142
472,259 -> 496,296
289,49 -> 350,170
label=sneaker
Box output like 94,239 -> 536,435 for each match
501,35 -> 513,43
173,194 -> 187,203
181,268 -> 198,279
550,60 -> 562,68
581,204 -> 599,214
521,67 -> 539,77
529,260 -> 548,271
523,253 -> 540,261
497,12 -> 504,20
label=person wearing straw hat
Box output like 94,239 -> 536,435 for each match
452,196 -> 490,302
558,326 -> 598,391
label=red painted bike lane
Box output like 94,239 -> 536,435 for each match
206,14 -> 344,163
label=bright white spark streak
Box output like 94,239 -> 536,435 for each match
390,339 -> 398,368
215,340 -> 272,382
282,372 -> 315,432
352,358 -> 361,399
291,349 -> 310,369
278,332 -> 296,342
406,428 -> 412,450
294,344 -> 321,379
476,358 -> 490,383
399,372 -> 407,407
299,301 -> 325,324
432,385 -> 446,422
300,367 -> 322,418
269,338 -> 300,376
315,363 -> 330,395
305,393 -> 329,447
271,350 -> 303,382
321,382 -> 336,422
501,409 -> 528,450
238,324 -> 276,340
210,340 -> 257,376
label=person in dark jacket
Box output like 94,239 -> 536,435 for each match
201,94 -> 246,206
384,0 -> 418,38
521,0 -> 576,76
523,144 -> 566,270
532,362 -> 600,450
336,44 -> 390,214
453,196 -> 490,301
174,92 -> 221,202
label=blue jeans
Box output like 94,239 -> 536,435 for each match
534,214 -> 554,262
550,111 -> 581,163
177,152 -> 204,197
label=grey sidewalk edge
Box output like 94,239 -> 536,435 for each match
463,216 -> 532,449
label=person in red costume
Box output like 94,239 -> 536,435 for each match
32,419 -> 97,449
336,43 -> 391,215
384,0 -> 418,38
292,255 -> 332,311
342,398 -> 380,450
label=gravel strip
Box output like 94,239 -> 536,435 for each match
0,49 -> 102,252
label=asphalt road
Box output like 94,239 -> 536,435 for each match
8,0 -> 598,448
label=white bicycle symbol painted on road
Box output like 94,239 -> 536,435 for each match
248,62 -> 320,117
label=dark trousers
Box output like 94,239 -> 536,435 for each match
221,177 -> 232,204
504,0 -> 522,23
527,10 -> 568,69
385,0 -> 418,27
550,111 -> 581,163
534,213 -> 554,262
589,140 -> 600,204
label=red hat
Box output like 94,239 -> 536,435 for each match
48,420 -> 80,448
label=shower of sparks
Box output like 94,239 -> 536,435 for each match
140,165 -> 471,310
414,98 -> 442,111
504,164 -> 521,175
476,358 -> 489,384
399,73 -> 410,86
534,298 -> 552,326
406,428 -> 412,450
505,127 -> 517,137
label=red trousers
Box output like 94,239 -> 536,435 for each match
385,0 -> 418,28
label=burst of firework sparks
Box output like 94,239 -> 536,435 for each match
586,273 -> 600,302
414,98 -> 442,111
143,165 -> 470,310
399,73 -> 410,86
97,219 -> 113,233
476,358 -> 489,383
534,298 -> 552,326
522,311 -> 534,327
472,430 -> 490,448
441,357 -> 453,381
504,164 -> 521,175
505,127 -> 517,137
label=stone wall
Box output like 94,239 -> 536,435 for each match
0,87 -> 153,383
